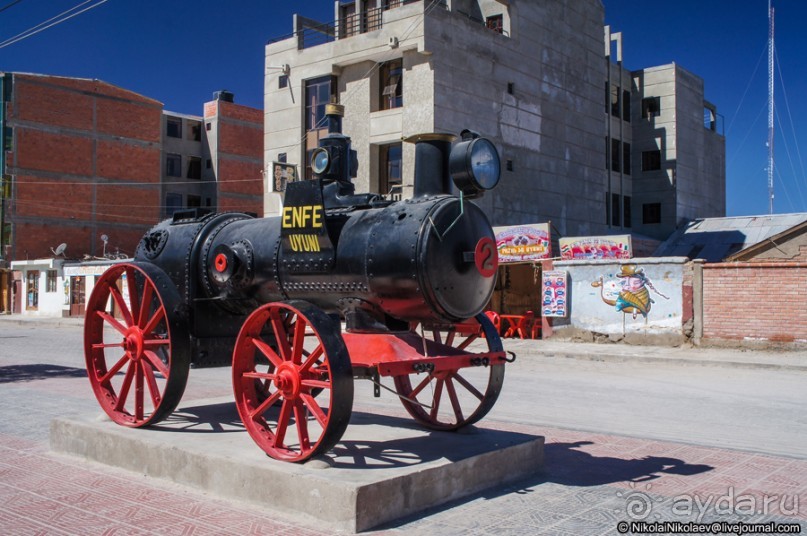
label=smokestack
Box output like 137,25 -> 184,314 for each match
405,133 -> 456,198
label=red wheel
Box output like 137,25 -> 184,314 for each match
394,313 -> 505,430
84,262 -> 190,427
232,301 -> 353,462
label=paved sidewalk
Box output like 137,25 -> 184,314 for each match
0,315 -> 805,534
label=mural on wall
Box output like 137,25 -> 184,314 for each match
591,264 -> 669,320
494,224 -> 551,263
559,235 -> 632,260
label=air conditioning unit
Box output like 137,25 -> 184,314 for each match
388,36 -> 399,48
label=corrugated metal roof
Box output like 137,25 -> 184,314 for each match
653,213 -> 807,261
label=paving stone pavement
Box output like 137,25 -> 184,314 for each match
0,317 -> 805,534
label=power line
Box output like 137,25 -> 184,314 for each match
0,0 -> 25,14
0,0 -> 109,50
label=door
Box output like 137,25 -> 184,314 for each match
70,276 -> 86,316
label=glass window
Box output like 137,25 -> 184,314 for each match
187,195 -> 201,208
166,117 -> 182,138
166,154 -> 182,177
611,193 -> 620,227
623,141 -> 631,175
46,270 -> 57,293
611,139 -> 621,173
486,14 -> 504,33
610,84 -> 620,117
26,270 -> 39,310
622,89 -> 631,122
624,195 -> 632,228
304,75 -> 337,179
165,193 -> 183,217
379,59 -> 403,110
379,143 -> 403,198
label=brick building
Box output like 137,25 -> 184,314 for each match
0,73 -> 263,265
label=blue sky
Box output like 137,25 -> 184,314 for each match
1,0 -> 805,217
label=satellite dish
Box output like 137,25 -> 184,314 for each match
51,243 -> 67,256
101,234 -> 109,243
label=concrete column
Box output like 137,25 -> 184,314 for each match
692,259 -> 705,345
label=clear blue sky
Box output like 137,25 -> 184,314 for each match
1,0 -> 805,217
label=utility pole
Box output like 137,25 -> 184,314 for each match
767,0 -> 775,214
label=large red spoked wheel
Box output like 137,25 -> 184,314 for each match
394,313 -> 505,430
84,262 -> 190,427
232,301 -> 353,462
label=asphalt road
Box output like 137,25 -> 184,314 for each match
2,322 -> 804,459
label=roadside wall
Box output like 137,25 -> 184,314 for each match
551,257 -> 689,344
701,262 -> 807,343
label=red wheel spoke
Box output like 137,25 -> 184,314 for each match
274,399 -> 293,447
98,354 -> 129,384
143,339 -> 170,347
142,361 -> 162,407
299,344 -> 324,373
134,361 -> 145,421
300,393 -> 327,427
457,334 -> 478,350
291,317 -> 307,364
249,390 -> 282,420
445,377 -> 464,422
142,306 -> 166,337
445,331 -> 456,347
98,311 -> 128,336
137,281 -> 154,328
452,371 -> 484,400
300,378 -> 331,390
92,342 -> 124,349
269,310 -> 292,362
115,362 -> 136,412
108,283 -> 134,327
242,371 -> 276,381
142,350 -> 169,378
251,338 -> 283,369
124,267 -> 141,323
409,373 -> 434,399
294,401 -> 311,452
429,379 -> 445,420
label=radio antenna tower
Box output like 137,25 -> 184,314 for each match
767,0 -> 775,213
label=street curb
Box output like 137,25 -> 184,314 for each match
538,350 -> 807,372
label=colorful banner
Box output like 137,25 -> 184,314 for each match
559,235 -> 632,260
541,270 -> 568,317
493,224 -> 551,263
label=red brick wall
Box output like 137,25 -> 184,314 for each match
217,159 -> 262,196
702,263 -> 807,342
218,122 -> 262,157
7,74 -> 162,260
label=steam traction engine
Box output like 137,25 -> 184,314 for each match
84,104 -> 510,462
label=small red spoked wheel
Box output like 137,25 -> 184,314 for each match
84,262 -> 190,427
232,300 -> 353,462
394,313 -> 505,430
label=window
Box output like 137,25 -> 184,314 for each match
205,122 -> 212,131
611,139 -> 621,173
278,153 -> 287,163
623,195 -> 632,228
206,159 -> 212,169
187,156 -> 202,179
166,117 -> 182,138
486,14 -> 504,34
279,75 -> 288,89
379,59 -> 403,110
623,141 -> 631,175
643,202 -> 662,225
46,270 -> 57,293
622,89 -> 631,122
26,271 -> 39,310
166,154 -> 182,177
605,137 -> 610,170
610,84 -> 619,117
304,75 -> 338,179
611,193 -> 620,226
187,195 -> 201,208
165,193 -> 182,217
704,105 -> 717,131
642,97 -> 661,118
187,120 -> 202,141
642,150 -> 661,171
379,143 -> 403,198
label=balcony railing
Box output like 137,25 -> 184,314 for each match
267,1 -> 448,50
